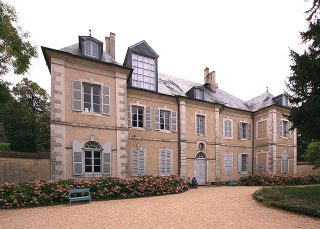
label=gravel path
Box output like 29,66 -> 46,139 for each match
0,186 -> 319,229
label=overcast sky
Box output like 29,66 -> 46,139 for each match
4,0 -> 311,101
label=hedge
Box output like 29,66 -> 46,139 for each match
0,175 -> 188,209
239,174 -> 320,186
253,187 -> 320,218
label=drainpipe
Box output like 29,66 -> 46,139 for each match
176,96 -> 181,177
251,112 -> 255,175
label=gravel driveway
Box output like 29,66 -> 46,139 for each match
0,186 -> 319,229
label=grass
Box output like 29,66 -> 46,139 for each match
253,185 -> 320,218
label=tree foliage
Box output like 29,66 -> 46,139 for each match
0,0 -> 37,76
287,0 -> 320,141
0,78 -> 50,152
305,141 -> 320,169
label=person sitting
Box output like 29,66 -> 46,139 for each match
191,177 -> 198,189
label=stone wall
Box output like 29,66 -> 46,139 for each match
0,151 -> 50,183
297,162 -> 320,176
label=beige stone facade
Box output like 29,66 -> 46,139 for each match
42,33 -> 297,184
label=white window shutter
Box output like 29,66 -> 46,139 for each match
239,123 -> 243,139
154,108 -> 160,130
247,154 -> 252,173
165,151 -> 172,175
72,81 -> 82,111
102,143 -> 111,175
223,120 -> 226,137
72,140 -> 83,175
288,122 -> 292,138
127,105 -> 131,127
146,107 -> 152,129
238,154 -> 242,173
248,124 -> 251,140
131,147 -> 139,176
171,111 -> 177,132
102,86 -> 110,115
159,150 -> 166,175
138,148 -> 145,175
280,120 -> 283,137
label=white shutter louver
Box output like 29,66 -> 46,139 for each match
146,107 -> 152,129
138,148 -> 145,175
72,140 -> 83,175
102,143 -> 111,175
131,148 -> 139,176
127,105 -> 131,127
280,120 -> 283,137
72,81 -> 82,111
102,86 -> 110,115
166,151 -> 172,175
238,154 -> 242,173
159,150 -> 166,175
155,108 -> 160,130
171,111 -> 177,132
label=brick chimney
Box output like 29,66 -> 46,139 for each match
105,32 -> 115,59
204,67 -> 216,92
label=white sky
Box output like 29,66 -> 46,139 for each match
4,0 -> 312,101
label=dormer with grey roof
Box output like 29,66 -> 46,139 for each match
78,35 -> 103,60
124,40 -> 159,92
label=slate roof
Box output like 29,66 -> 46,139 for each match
128,40 -> 159,58
60,43 -> 120,65
158,73 -> 252,111
245,92 -> 276,112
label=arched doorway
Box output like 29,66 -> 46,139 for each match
196,152 -> 207,184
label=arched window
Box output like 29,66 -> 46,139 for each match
196,152 -> 207,159
281,152 -> 288,173
84,141 -> 102,174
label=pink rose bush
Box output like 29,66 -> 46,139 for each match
0,175 -> 188,209
239,174 -> 320,186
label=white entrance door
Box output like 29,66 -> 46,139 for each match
196,159 -> 207,184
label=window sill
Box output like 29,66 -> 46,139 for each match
240,171 -> 249,175
157,130 -> 172,134
84,173 -> 102,177
80,111 -> 108,117
223,137 -> 233,140
280,136 -> 290,140
131,127 -> 146,131
240,138 -> 250,141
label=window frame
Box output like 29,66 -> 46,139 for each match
159,149 -> 173,176
280,119 -> 291,139
131,105 -> 144,128
196,114 -> 206,136
83,83 -> 101,113
131,53 -> 156,91
160,110 -> 171,131
131,147 -> 146,176
223,118 -> 233,139
239,121 -> 251,140
281,152 -> 289,174
84,40 -> 99,59
83,141 -> 102,177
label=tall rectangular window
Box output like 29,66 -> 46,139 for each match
196,114 -> 205,135
132,106 -> 144,128
83,83 -> 101,113
280,120 -> 290,138
241,154 -> 248,172
160,110 -> 170,130
132,147 -> 145,176
132,54 -> 156,91
239,122 -> 251,139
224,119 -> 232,138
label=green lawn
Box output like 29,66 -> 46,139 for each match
254,185 -> 320,217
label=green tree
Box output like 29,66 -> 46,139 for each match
305,141 -> 320,169
287,0 -> 320,141
35,111 -> 50,152
0,0 -> 37,76
12,78 -> 50,118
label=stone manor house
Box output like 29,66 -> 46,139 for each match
42,32 -> 297,184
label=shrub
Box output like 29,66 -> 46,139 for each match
0,142 -> 10,151
0,175 -> 188,209
239,174 -> 320,186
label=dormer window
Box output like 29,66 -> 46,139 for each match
132,54 -> 156,90
84,40 -> 99,58
186,87 -> 204,100
194,88 -> 204,100
282,95 -> 288,106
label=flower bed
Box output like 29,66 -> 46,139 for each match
0,175 -> 188,209
239,174 -> 320,186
